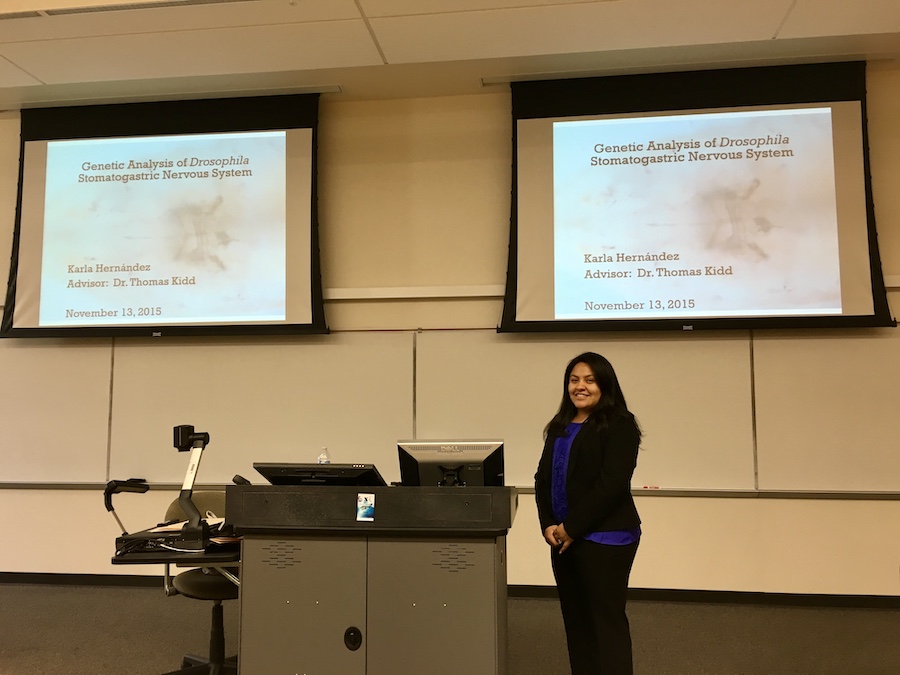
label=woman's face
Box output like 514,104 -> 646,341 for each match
568,362 -> 601,417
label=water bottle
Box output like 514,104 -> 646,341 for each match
317,446 -> 331,464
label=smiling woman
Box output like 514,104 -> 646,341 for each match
534,351 -> 643,675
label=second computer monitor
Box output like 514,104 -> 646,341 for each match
397,439 -> 504,487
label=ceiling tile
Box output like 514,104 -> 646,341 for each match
370,0 -> 795,64
780,0 -> 900,38
0,19 -> 383,84
0,0 -> 362,42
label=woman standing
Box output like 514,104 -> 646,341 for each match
534,352 -> 642,674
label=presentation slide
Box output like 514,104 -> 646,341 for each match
552,108 -> 841,320
31,131 -> 288,327
513,99 -> 877,327
2,94 -> 324,337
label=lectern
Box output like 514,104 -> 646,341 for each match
226,485 -> 517,675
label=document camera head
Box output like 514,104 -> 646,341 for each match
173,424 -> 210,452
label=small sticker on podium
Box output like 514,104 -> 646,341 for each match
356,493 -> 375,522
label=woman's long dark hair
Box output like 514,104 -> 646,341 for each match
544,352 -> 639,439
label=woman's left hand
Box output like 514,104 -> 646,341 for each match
555,523 -> 572,553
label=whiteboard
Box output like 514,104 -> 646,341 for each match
108,332 -> 414,486
7,324 -> 899,494
754,327 -> 900,492
415,330 -> 756,490
0,338 -> 113,483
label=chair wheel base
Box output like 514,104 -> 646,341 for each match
162,653 -> 237,674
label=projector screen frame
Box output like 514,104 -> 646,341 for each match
2,93 -> 328,338
500,62 -> 894,333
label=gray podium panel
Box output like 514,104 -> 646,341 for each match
366,537 -> 507,675
240,536 -> 368,675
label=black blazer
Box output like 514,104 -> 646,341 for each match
534,409 -> 641,539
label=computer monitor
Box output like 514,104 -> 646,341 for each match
253,462 -> 387,487
397,440 -> 504,487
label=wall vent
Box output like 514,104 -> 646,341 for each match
0,0 -> 259,21
0,12 -> 43,19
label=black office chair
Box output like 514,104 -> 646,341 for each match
162,491 -> 239,675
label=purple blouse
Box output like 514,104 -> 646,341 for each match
551,422 -> 640,546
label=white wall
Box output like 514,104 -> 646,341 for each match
2,67 -> 900,595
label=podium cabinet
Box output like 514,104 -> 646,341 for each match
226,485 -> 517,675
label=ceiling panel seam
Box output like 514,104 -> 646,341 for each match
355,0 -> 389,65
772,0 -> 799,40
359,0 -> 622,20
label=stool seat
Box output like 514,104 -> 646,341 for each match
173,568 -> 240,602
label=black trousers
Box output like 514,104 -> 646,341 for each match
551,538 -> 639,675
